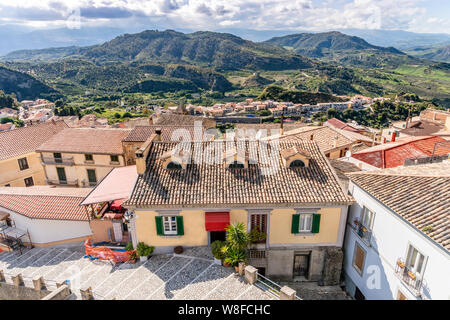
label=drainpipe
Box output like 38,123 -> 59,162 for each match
127,210 -> 138,249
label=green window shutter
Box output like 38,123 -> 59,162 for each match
176,216 -> 184,236
155,216 -> 163,236
312,214 -> 321,233
291,214 -> 300,234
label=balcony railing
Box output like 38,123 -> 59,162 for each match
248,249 -> 266,260
81,180 -> 97,187
352,219 -> 372,245
42,156 -> 75,166
395,259 -> 423,297
46,179 -> 78,186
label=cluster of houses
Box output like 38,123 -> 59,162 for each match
0,108 -> 448,300
170,97 -> 366,119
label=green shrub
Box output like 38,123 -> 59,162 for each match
136,242 -> 155,257
249,227 -> 267,244
211,240 -> 226,260
224,247 -> 247,267
125,242 -> 133,251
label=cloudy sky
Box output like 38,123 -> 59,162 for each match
0,0 -> 449,34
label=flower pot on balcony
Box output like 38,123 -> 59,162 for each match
140,256 -> 148,262
234,266 -> 239,273
213,257 -> 222,265
408,271 -> 416,280
397,260 -> 405,269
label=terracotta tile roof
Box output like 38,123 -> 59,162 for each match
153,114 -> 216,129
352,136 -> 448,169
349,163 -> 450,251
263,126 -> 353,153
0,187 -> 91,221
0,120 -> 68,161
235,123 -> 306,133
123,126 -> 207,142
324,118 -> 359,133
401,120 -> 444,136
127,140 -> 352,208
37,128 -> 131,155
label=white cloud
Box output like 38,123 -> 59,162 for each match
0,0 -> 447,34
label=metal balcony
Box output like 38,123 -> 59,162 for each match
46,179 -> 78,187
351,219 -> 372,246
394,259 -> 423,297
42,156 -> 75,166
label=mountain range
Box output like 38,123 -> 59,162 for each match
0,29 -> 449,107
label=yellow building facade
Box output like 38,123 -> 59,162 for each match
0,152 -> 46,187
40,151 -> 126,187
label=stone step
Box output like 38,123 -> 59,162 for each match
127,256 -> 192,300
19,249 -> 63,278
92,261 -> 141,299
147,259 -> 212,300
205,273 -> 251,300
10,249 -> 63,277
53,255 -> 93,284
43,252 -> 85,281
79,262 -> 116,300
175,264 -> 233,300
241,283 -> 277,300
3,248 -> 45,279
116,255 -> 173,300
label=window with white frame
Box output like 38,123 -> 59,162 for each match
163,216 -> 177,235
299,214 -> 313,232
406,245 -> 425,276
361,206 -> 375,230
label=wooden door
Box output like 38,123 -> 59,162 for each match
56,167 -> 67,183
293,254 -> 310,277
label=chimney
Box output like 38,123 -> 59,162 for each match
333,136 -> 338,148
280,112 -> 284,136
155,127 -> 162,141
391,131 -> 396,142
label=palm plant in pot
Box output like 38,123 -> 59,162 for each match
224,247 -> 247,272
136,242 -> 154,262
224,223 -> 249,272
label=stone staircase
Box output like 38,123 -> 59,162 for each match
0,246 -> 275,300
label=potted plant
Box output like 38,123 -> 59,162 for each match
136,242 -> 154,262
397,260 -> 405,269
249,227 -> 267,244
225,223 -> 250,251
224,223 -> 249,272
211,240 -> 226,265
174,246 -> 183,254
128,251 -> 137,264
125,242 -> 134,251
224,247 -> 247,272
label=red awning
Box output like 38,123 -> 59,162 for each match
205,212 -> 230,231
110,199 -> 124,210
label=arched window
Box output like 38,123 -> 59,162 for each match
167,161 -> 182,170
229,161 -> 245,169
290,160 -> 305,168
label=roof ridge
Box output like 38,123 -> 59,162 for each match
0,119 -> 67,135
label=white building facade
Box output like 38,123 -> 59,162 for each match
343,177 -> 450,300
